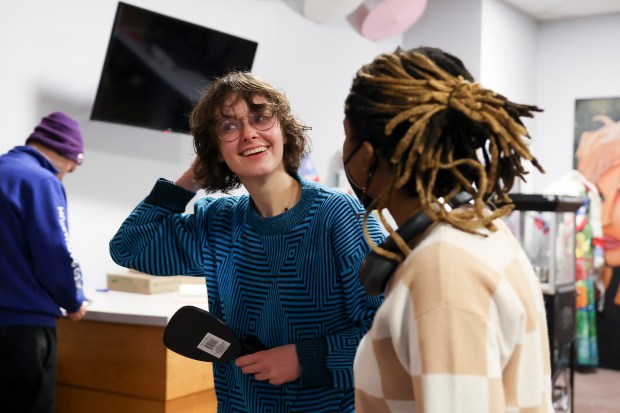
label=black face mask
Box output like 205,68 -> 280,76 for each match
343,143 -> 377,209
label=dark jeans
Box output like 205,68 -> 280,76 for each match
0,325 -> 57,413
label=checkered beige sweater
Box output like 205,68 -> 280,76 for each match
354,218 -> 554,413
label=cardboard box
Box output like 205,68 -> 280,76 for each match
107,270 -> 182,295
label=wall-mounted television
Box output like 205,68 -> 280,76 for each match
91,2 -> 258,134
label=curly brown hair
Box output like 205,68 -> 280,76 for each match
189,71 -> 310,193
344,47 -> 545,259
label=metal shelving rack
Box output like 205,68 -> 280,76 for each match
504,193 -> 583,413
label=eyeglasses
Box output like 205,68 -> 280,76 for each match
216,109 -> 278,142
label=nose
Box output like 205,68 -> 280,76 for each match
239,116 -> 258,141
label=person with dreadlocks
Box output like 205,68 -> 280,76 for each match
342,47 -> 553,412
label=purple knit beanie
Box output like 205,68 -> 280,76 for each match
26,112 -> 84,164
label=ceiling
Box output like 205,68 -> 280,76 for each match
501,0 -> 620,20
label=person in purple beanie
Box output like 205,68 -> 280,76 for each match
0,112 -> 88,413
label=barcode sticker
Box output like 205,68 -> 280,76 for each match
197,333 -> 231,359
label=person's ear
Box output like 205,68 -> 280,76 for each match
360,141 -> 377,171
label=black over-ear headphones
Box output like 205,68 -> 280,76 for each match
359,191 -> 473,296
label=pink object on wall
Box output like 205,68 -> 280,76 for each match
360,0 -> 428,41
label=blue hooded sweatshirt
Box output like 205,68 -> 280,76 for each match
0,146 -> 84,327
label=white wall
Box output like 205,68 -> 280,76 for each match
481,0 -> 539,191
0,0 -> 400,289
403,0 -> 483,79
481,0 -> 538,105
533,12 -> 620,191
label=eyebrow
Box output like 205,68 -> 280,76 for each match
221,104 -> 272,118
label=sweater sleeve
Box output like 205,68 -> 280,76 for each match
109,178 -> 206,276
297,194 -> 385,389
25,176 -> 84,313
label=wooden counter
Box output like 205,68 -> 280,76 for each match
55,288 -> 217,413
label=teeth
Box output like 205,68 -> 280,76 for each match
242,146 -> 268,156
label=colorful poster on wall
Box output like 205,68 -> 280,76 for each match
573,97 -> 620,367
574,98 -> 620,275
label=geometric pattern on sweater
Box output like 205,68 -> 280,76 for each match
110,177 -> 384,413
354,217 -> 554,413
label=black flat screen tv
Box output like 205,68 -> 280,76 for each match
91,2 -> 258,134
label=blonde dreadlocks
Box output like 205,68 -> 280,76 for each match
344,46 -> 544,262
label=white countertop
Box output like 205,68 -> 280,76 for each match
82,286 -> 209,327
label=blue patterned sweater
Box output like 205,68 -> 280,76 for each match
109,176 -> 384,412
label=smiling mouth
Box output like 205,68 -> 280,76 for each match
603,235 -> 620,251
241,146 -> 269,157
